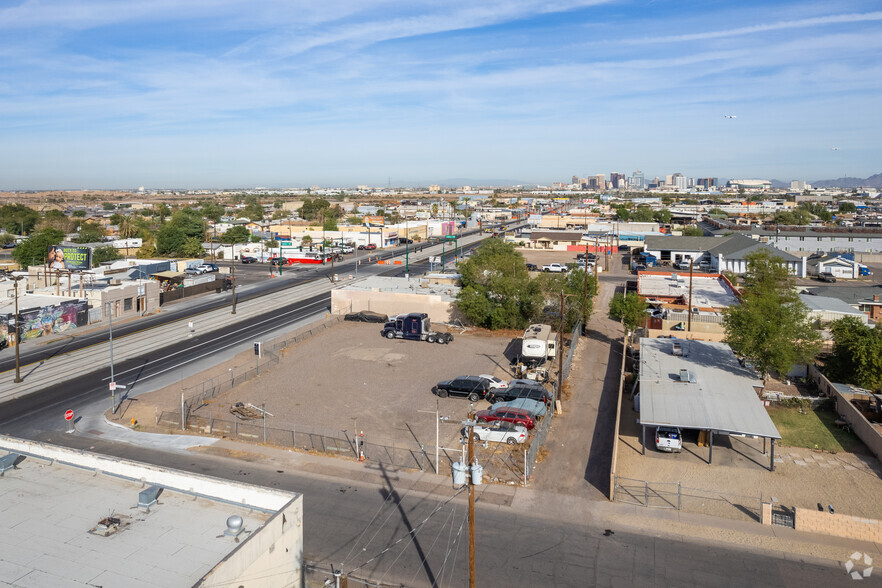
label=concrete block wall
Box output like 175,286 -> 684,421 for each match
795,507 -> 882,543
833,388 -> 882,459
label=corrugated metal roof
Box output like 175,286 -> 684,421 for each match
638,338 -> 781,439
799,294 -> 868,318
707,234 -> 800,262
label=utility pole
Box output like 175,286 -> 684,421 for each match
593,237 -> 599,282
582,248 -> 590,332
557,290 -> 565,405
687,258 -> 694,333
231,252 -> 237,315
13,276 -> 22,383
467,410 -> 477,588
107,301 -> 116,414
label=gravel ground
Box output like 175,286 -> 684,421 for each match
616,399 -> 882,522
120,320 -> 519,455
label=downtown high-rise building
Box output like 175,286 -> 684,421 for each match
610,172 -> 626,189
695,177 -> 717,189
629,169 -> 645,190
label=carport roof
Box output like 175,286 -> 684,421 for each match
638,338 -> 780,439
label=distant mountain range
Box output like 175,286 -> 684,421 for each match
810,173 -> 882,189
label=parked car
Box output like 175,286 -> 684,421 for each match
184,267 -> 204,275
542,263 -> 568,273
576,253 -> 596,261
363,243 -> 378,251
341,245 -> 354,254
195,263 -> 219,273
674,260 -> 691,271
476,375 -> 508,390
525,263 -> 539,272
240,256 -> 258,264
269,257 -> 290,265
433,376 -> 492,402
492,398 -> 547,418
344,310 -> 388,323
399,238 -> 413,245
618,245 -> 631,252
655,426 -> 682,453
489,384 -> 551,404
475,407 -> 535,429
2,242 -> 16,249
466,421 -> 528,445
634,264 -> 647,273
819,272 -> 837,283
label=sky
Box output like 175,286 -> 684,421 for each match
1,0 -> 880,189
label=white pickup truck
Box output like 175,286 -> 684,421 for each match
542,263 -> 568,273
655,426 -> 683,453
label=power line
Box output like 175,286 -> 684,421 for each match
348,487 -> 466,575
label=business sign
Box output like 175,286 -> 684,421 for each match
47,245 -> 92,270
582,198 -> 598,205
363,215 -> 385,227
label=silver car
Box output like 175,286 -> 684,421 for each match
466,421 -> 528,445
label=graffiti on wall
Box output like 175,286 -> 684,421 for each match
17,301 -> 89,341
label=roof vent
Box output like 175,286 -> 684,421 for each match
89,515 -> 129,537
0,452 -> 22,475
672,342 -> 683,356
224,515 -> 244,537
138,485 -> 163,510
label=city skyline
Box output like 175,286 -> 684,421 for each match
1,0 -> 880,189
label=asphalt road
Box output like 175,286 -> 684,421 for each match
0,227 -> 499,375
26,433 -> 848,588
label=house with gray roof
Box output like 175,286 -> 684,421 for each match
643,233 -> 806,276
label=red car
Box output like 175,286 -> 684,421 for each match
475,407 -> 535,430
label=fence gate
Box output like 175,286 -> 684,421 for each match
771,506 -> 795,528
612,476 -> 680,509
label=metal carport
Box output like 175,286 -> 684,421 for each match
637,338 -> 781,470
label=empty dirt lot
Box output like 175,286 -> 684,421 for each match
130,321 -> 529,465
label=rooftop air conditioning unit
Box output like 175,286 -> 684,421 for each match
672,342 -> 683,356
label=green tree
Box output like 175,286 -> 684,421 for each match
827,317 -> 882,391
13,228 -> 65,268
102,202 -> 116,211
798,202 -> 832,222
535,269 -> 597,331
632,207 -> 655,222
615,206 -> 630,221
652,209 -> 672,224
0,204 -> 40,235
200,202 -> 226,222
722,250 -> 821,378
72,210 -> 86,218
273,198 -> 283,209
155,224 -> 187,255
221,225 -> 252,244
708,207 -> 726,216
347,216 -> 362,225
608,292 -> 648,332
681,226 -> 704,236
300,198 -> 331,221
92,245 -> 122,266
455,240 -> 544,329
838,202 -> 857,213
179,237 -> 205,258
74,221 -> 105,243
39,209 -> 74,233
323,215 -> 338,231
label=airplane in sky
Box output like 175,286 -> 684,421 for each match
830,147 -> 841,150
724,114 -> 736,119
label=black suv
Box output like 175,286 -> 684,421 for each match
433,376 -> 491,402
489,384 -> 551,404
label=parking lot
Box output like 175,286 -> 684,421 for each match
134,320 -> 546,476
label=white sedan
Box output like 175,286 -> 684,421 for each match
477,375 -> 508,390
465,421 -> 528,445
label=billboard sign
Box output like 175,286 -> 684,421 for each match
47,245 -> 92,271
363,215 -> 385,227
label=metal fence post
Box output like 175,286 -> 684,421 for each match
678,482 -> 682,511
644,481 -> 649,506
420,443 -> 425,472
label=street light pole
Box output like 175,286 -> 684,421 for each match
107,301 -> 116,414
231,249 -> 237,315
13,276 -> 22,383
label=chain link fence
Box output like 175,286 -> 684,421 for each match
612,474 -> 763,522
524,321 -> 581,480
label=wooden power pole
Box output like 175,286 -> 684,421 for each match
468,411 -> 476,588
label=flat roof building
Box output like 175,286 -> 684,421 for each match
0,435 -> 303,588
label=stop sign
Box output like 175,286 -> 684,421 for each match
64,410 -> 74,421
